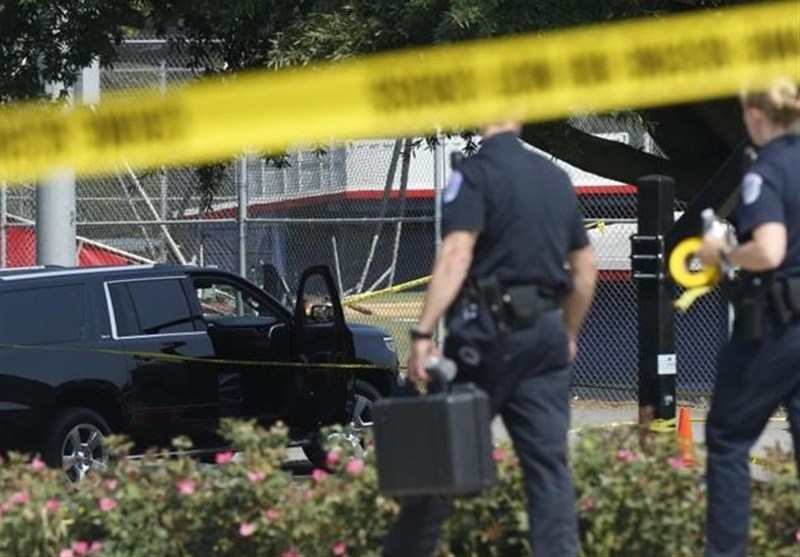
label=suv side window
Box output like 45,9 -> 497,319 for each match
0,284 -> 86,345
195,279 -> 280,320
108,278 -> 200,337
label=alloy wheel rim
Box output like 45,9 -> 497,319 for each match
61,424 -> 108,484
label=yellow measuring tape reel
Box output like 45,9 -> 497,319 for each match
669,236 -> 720,312
1,1 -> 798,184
669,236 -> 719,289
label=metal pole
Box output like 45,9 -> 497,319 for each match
433,131 -> 446,344
631,175 -> 676,426
37,79 -> 77,267
36,61 -> 99,267
159,60 -> 169,262
237,156 -> 248,278
434,132 -> 445,252
0,182 -> 6,268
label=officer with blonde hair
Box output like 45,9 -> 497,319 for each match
698,78 -> 800,556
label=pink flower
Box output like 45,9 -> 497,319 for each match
215,451 -> 235,465
59,550 -> 74,557
239,522 -> 257,537
795,528 -> 800,544
579,496 -> 595,513
71,541 -> 89,555
177,478 -> 196,496
98,497 -> 117,512
264,508 -> 280,522
247,470 -> 266,483
9,491 -> 29,505
332,541 -> 347,555
304,489 -> 314,500
492,447 -> 507,463
345,458 -> 364,476
311,468 -> 327,483
616,449 -> 635,462
326,451 -> 341,468
668,456 -> 686,470
30,457 -> 46,472
45,499 -> 60,513
104,479 -> 118,491
282,550 -> 300,557
88,541 -> 102,554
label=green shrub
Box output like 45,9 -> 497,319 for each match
1,421 -> 797,557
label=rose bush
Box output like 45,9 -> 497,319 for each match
1,420 -> 797,557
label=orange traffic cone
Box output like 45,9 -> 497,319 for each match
677,406 -> 696,467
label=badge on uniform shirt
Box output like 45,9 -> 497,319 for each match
443,170 -> 463,204
741,172 -> 763,205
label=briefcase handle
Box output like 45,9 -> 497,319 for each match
424,356 -> 457,394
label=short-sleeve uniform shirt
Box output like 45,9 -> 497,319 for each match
442,132 -> 588,292
734,134 -> 800,279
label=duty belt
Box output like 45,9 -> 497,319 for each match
464,275 -> 562,333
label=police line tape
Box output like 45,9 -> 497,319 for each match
1,1 -> 798,184
0,343 -> 392,371
342,220 -> 608,307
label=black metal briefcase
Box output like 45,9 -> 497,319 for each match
373,360 -> 496,497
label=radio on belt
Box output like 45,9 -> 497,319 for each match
373,356 -> 496,497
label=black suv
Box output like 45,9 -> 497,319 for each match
0,264 -> 400,481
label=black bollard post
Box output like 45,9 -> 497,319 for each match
631,175 -> 676,429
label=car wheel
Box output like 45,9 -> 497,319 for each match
351,379 -> 381,430
301,380 -> 383,468
44,408 -> 110,484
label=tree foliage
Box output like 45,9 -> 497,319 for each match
0,0 -> 144,102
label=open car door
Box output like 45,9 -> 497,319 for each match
291,265 -> 356,429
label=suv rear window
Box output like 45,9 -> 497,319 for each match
0,284 -> 87,345
108,278 -> 199,337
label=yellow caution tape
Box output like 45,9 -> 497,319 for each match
674,285 -> 715,313
345,220 -> 606,306
669,236 -> 725,311
669,237 -> 720,289
1,1 -> 798,184
343,276 -> 431,306
0,343 -> 390,371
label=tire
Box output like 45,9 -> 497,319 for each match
302,380 -> 383,468
43,407 -> 111,484
351,379 -> 382,430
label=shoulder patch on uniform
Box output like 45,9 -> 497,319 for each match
443,170 -> 463,204
741,172 -> 763,205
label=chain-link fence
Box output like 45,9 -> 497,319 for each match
0,39 -> 727,405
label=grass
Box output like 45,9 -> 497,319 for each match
344,291 -> 425,366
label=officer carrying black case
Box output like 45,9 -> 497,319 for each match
373,358 -> 496,497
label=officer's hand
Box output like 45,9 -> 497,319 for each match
698,235 -> 725,267
407,339 -> 439,388
568,337 -> 578,362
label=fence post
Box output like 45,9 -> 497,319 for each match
631,175 -> 676,427
0,182 -> 6,268
237,156 -> 248,278
433,132 -> 446,343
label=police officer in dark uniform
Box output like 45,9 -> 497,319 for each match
383,121 -> 597,556
698,78 -> 800,557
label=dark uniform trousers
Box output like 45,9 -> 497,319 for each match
383,312 -> 580,557
705,317 -> 800,557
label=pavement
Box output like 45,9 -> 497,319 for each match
491,402 -> 794,475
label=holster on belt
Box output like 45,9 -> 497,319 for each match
733,275 -> 800,341
769,276 -> 800,325
470,275 -> 561,333
733,276 -> 767,342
